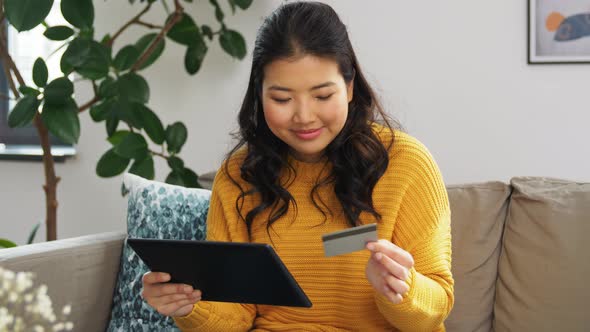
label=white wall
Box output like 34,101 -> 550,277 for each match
1,0 -> 589,244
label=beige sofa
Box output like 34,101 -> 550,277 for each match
1,176 -> 588,331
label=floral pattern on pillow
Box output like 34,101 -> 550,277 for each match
106,173 -> 211,332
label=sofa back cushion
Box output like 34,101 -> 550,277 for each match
445,182 -> 511,332
0,232 -> 126,332
494,177 -> 590,332
106,173 -> 211,332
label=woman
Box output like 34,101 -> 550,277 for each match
142,2 -> 453,331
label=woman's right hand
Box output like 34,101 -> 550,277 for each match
141,272 -> 202,317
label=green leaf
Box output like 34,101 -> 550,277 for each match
43,77 -> 73,105
62,38 -> 110,80
61,39 -> 107,78
96,148 -> 130,178
90,99 -> 113,122
167,156 -> 184,171
4,0 -> 54,32
0,238 -> 18,248
107,130 -> 131,146
215,6 -> 224,22
135,33 -> 165,70
114,132 -> 148,160
136,104 -> 165,144
201,25 -> 213,40
181,167 -> 201,188
106,113 -> 119,137
167,13 -> 202,46
44,26 -> 75,41
117,73 -> 150,104
233,0 -> 252,10
116,100 -> 143,129
8,95 -> 40,128
41,98 -> 80,144
62,38 -> 91,67
165,168 -> 200,188
27,222 -> 42,245
166,122 -> 188,154
113,45 -> 140,72
209,0 -> 224,22
33,58 -> 48,87
60,53 -> 74,75
77,41 -> 110,80
61,0 -> 94,29
184,40 -> 208,75
101,34 -> 112,45
165,171 -> 184,186
98,76 -> 117,99
129,155 -> 155,180
90,105 -> 106,122
18,86 -> 40,96
78,27 -> 95,40
219,29 -> 246,60
228,0 -> 236,14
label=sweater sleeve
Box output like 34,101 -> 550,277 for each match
173,172 -> 256,331
375,137 -> 454,331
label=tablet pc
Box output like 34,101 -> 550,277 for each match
127,238 -> 312,308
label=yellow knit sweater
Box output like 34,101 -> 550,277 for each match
174,127 -> 454,331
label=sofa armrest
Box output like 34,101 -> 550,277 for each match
0,231 -> 127,332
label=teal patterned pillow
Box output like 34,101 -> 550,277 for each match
107,173 -> 211,332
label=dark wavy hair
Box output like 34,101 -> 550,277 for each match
225,1 -> 397,238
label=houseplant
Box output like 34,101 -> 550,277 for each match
0,0 -> 251,242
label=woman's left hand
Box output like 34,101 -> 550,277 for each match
365,239 -> 414,304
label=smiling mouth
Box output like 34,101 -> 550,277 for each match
292,128 -> 323,140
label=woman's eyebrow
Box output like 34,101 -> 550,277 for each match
267,81 -> 336,92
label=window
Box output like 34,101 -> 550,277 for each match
0,1 -> 75,161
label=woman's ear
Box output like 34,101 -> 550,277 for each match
347,69 -> 355,103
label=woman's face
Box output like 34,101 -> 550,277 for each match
262,55 -> 353,163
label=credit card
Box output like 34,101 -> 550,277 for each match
322,223 -> 377,257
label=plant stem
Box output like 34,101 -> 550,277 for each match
34,115 -> 61,242
47,40 -> 70,60
78,95 -> 100,113
0,3 -> 59,241
135,20 -> 164,29
77,80 -> 101,113
131,0 -> 184,72
151,150 -> 167,159
107,2 -> 153,47
0,53 -> 18,97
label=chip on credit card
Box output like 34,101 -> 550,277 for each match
322,223 -> 377,257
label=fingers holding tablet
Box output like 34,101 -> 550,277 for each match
141,271 -> 202,317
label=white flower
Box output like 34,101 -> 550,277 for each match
0,267 -> 74,332
15,272 -> 33,293
2,269 -> 15,281
8,292 -> 18,303
62,305 -> 71,316
0,307 -> 15,327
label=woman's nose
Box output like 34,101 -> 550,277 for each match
293,102 -> 315,124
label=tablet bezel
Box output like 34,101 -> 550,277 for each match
127,237 -> 312,308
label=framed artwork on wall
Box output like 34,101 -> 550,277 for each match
528,0 -> 590,64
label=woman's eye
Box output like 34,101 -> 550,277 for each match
272,98 -> 291,104
316,93 -> 334,101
